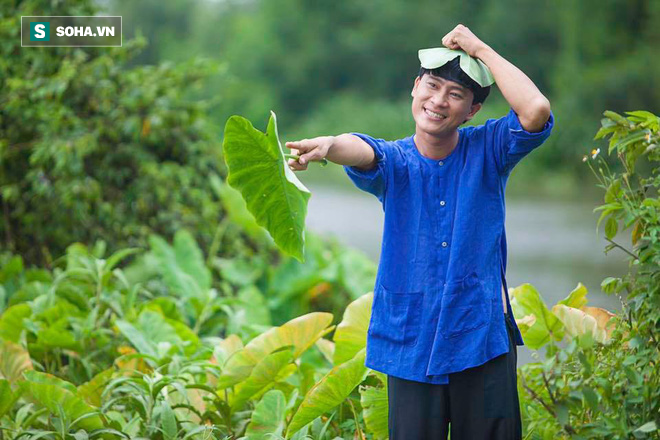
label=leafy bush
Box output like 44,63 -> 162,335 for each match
517,110 -> 660,439
1,0 -> 226,267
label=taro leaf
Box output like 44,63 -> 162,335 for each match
215,179 -> 273,243
315,338 -> 334,364
21,374 -> 104,431
217,312 -> 334,389
213,334 -> 244,368
360,382 -> 389,440
557,283 -> 589,309
223,111 -> 311,262
0,339 -> 33,383
37,326 -> 82,352
78,369 -> 114,407
148,231 -> 210,300
230,347 -> 294,410
23,370 -> 77,395
0,304 -> 31,343
333,292 -> 372,365
286,348 -> 368,438
509,284 -> 564,349
0,379 -> 21,418
173,230 -> 212,292
244,389 -> 286,440
552,304 -> 616,344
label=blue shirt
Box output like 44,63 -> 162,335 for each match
343,108 -> 555,384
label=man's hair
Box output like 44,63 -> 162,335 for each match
418,57 -> 491,105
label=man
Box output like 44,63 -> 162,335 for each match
286,24 -> 553,440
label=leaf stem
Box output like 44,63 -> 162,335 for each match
346,398 -> 365,440
284,154 -> 328,166
604,237 -> 638,260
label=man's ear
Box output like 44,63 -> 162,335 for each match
411,76 -> 421,97
465,102 -> 482,122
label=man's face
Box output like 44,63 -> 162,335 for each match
411,73 -> 482,136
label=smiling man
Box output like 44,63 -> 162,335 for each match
286,24 -> 553,439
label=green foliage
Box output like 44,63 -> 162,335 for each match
286,348 -> 368,438
1,0 -> 227,267
0,228 -> 380,438
518,110 -> 660,439
109,0 -> 660,184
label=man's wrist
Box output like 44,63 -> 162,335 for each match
474,44 -> 494,61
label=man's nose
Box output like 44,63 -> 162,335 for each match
430,92 -> 449,107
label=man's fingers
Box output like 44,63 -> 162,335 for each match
299,151 -> 320,165
288,158 -> 308,171
286,139 -> 316,153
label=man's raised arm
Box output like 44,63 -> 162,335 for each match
441,24 -> 551,132
285,134 -> 376,172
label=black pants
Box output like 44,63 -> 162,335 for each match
387,315 -> 521,440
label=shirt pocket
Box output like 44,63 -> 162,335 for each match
438,272 -> 492,339
368,285 -> 423,346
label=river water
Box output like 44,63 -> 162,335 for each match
305,184 -> 630,365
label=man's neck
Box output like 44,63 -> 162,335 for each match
414,129 -> 460,160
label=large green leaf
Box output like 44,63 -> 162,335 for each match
78,368 -> 114,407
333,292 -> 372,365
23,370 -> 77,395
217,312 -> 334,389
0,379 -> 21,418
286,348 -> 368,438
230,347 -> 294,410
173,230 -> 212,292
148,231 -> 209,299
223,111 -> 311,262
21,373 -> 104,431
215,178 -> 273,243
552,304 -> 616,344
244,389 -> 287,440
360,382 -> 388,440
557,282 -> 589,309
36,325 -> 83,352
0,339 -> 33,383
214,334 -> 244,367
510,284 -> 564,349
0,304 -> 31,343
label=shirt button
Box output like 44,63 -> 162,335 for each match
438,161 -> 444,166
440,200 -> 446,206
442,241 -> 448,247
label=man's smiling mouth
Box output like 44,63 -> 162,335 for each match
424,107 -> 447,120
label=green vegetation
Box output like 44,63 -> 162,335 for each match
0,231 -> 380,439
109,0 -> 660,190
517,111 -> 660,439
1,1 -> 225,267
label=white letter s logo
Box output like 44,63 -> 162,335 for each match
35,24 -> 45,38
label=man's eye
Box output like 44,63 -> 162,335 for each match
451,93 -> 463,99
428,82 -> 436,88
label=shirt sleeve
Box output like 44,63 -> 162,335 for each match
342,133 -> 389,201
490,108 -> 555,176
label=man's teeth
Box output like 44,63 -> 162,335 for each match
425,109 -> 446,119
